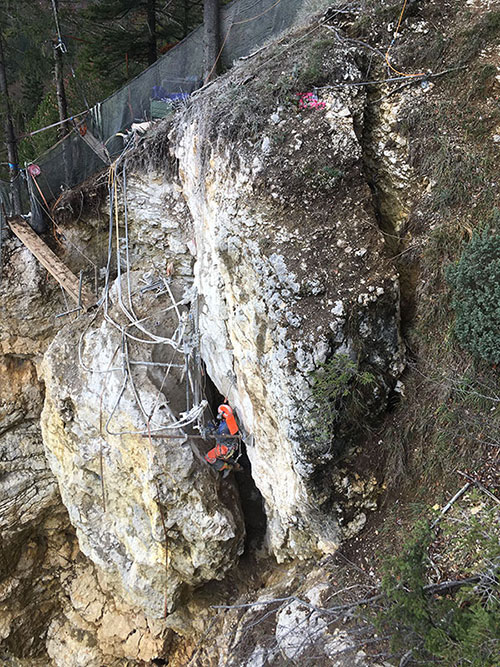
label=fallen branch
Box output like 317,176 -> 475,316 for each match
212,595 -> 309,611
238,43 -> 269,60
423,576 -> 480,595
457,471 -> 500,505
400,649 -> 413,667
212,592 -> 384,615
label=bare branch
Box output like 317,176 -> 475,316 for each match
423,576 -> 480,595
457,471 -> 500,505
212,595 -> 297,611
400,649 -> 413,666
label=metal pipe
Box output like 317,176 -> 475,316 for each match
78,270 -> 83,310
128,360 -> 184,368
144,433 -> 242,440
55,306 -> 82,318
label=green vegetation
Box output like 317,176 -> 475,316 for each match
309,353 -> 375,446
460,10 -> 500,61
446,228 -> 500,363
0,0 -> 203,176
300,162 -> 344,192
377,506 -> 500,666
79,0 -> 202,91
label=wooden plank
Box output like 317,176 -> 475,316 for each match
8,216 -> 94,310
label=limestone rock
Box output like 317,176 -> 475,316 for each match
46,562 -> 172,666
0,240 -> 59,356
172,45 -> 405,561
40,272 -> 245,617
0,230 -> 75,661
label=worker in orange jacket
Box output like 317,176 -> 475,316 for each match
204,404 -> 241,477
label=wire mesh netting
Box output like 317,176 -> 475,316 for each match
0,0 -> 304,217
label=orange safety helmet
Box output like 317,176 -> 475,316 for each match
217,404 -> 239,435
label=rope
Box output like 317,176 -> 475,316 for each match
149,321 -> 188,420
30,170 -> 51,212
88,153 -> 205,436
19,111 -> 88,139
384,0 -> 425,77
105,165 -> 183,346
153,400 -> 208,431
50,0 -> 67,53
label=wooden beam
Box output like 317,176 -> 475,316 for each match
7,216 -> 94,310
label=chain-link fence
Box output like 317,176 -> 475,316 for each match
0,0 -> 304,217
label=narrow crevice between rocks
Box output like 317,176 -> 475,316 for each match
357,89 -> 403,254
202,369 -> 267,554
357,86 -> 419,335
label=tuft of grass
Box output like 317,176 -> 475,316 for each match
300,162 -> 344,192
460,10 -> 500,61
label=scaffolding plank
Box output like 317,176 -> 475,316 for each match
8,216 -> 94,310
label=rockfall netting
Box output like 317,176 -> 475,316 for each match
0,0 -> 306,217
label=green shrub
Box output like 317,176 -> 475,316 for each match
378,518 -> 500,665
446,228 -> 500,363
378,522 -> 435,654
308,354 -> 375,446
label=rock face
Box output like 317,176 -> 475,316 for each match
40,271 -> 245,618
0,353 -> 57,535
173,43 -> 405,561
45,562 -> 172,667
0,242 -> 72,658
1,16 -> 406,662
195,561 -> 390,667
0,240 -> 58,355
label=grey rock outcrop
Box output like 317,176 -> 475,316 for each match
172,46 -> 404,560
40,269 -> 245,617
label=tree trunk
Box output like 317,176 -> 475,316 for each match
51,0 -> 69,139
53,43 -> 69,138
182,0 -> 190,38
0,31 -> 21,215
51,0 -> 70,188
147,0 -> 157,65
204,0 -> 220,83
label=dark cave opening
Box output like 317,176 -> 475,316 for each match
386,387 -> 402,413
202,366 -> 267,553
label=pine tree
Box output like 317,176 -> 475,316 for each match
79,0 -> 203,89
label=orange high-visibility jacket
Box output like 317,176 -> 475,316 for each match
218,404 -> 239,435
205,443 -> 233,464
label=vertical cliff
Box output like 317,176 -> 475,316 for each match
2,0 -> 498,663
2,14 -> 406,663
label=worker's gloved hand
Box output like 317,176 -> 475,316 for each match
202,422 -> 217,438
